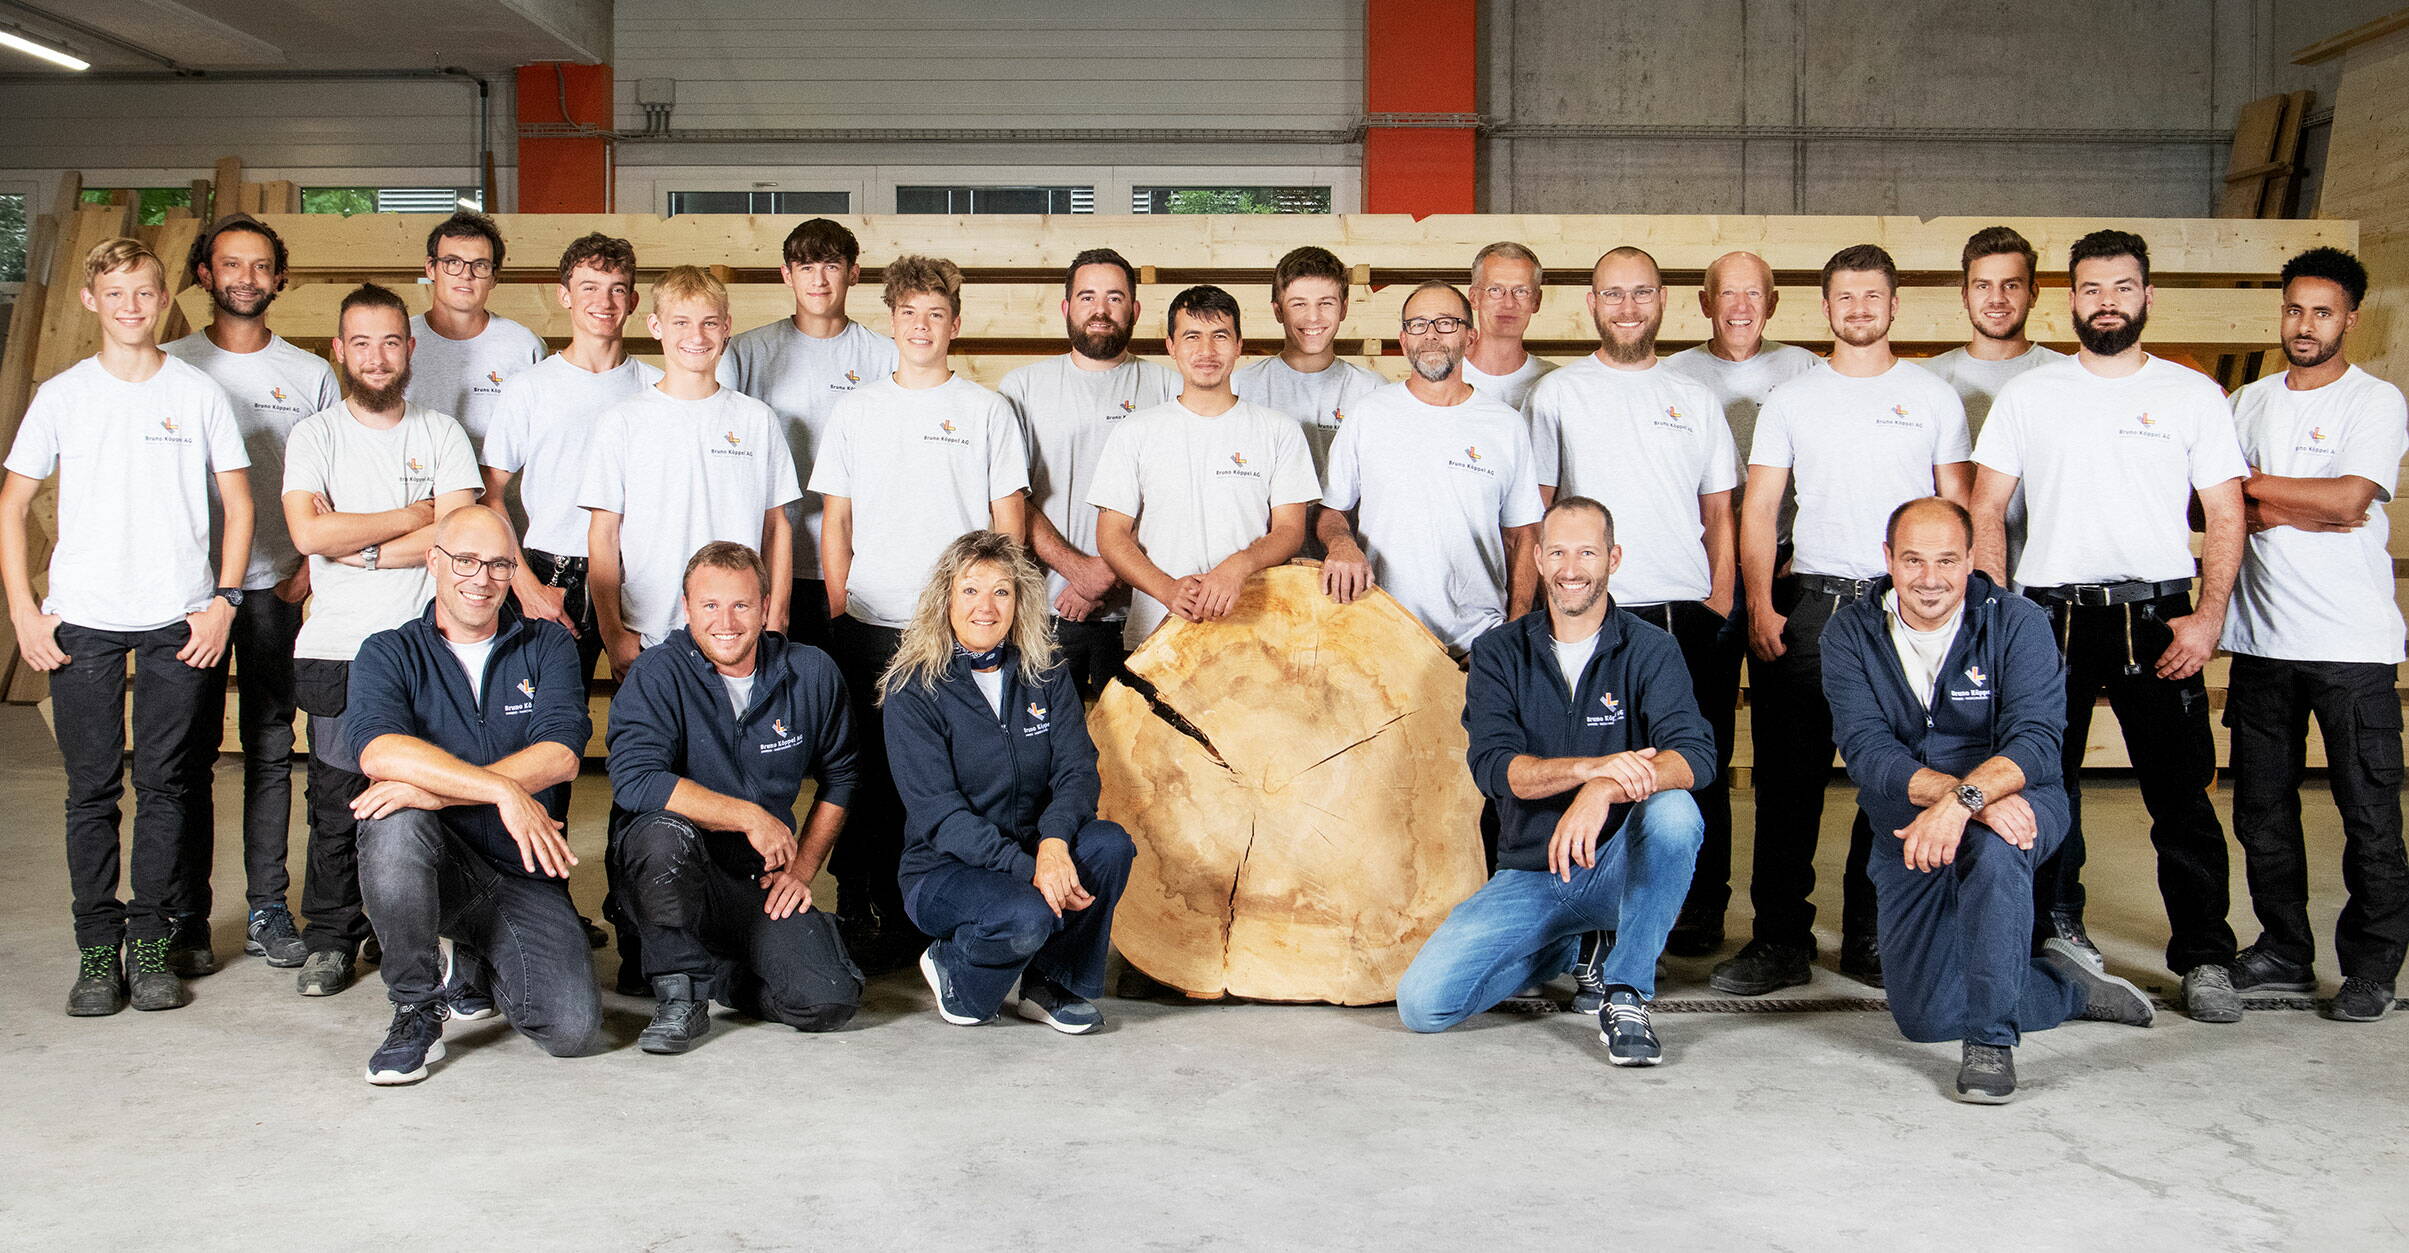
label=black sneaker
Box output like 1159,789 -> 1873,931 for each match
125,936 -> 188,1011
2041,938 -> 2154,1026
2323,977 -> 2396,1023
1664,913 -> 1724,958
1598,988 -> 1661,1066
244,905 -> 305,967
1839,933 -> 1884,988
365,1001 -> 448,1085
1570,931 -> 1614,1014
67,943 -> 125,1017
296,948 -> 353,997
360,935 -> 382,965
1709,939 -> 1812,996
1955,1042 -> 2016,1104
919,941 -> 991,1025
2043,912 -> 2103,968
437,940 -> 497,1022
166,914 -> 217,977
1015,972 -> 1103,1035
2181,964 -> 2243,1024
638,974 -> 711,1054
2230,943 -> 2315,993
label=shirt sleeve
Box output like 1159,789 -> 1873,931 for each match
2186,390 -> 2249,489
525,625 -> 594,756
576,409 -> 627,512
281,416 -> 332,497
1267,412 -> 1320,507
1318,411 -> 1362,511
432,415 -> 480,496
602,651 -> 684,816
1526,377 -> 1562,488
2336,383 -> 2409,498
1699,406 -> 1740,495
309,359 -> 342,412
1086,422 -> 1142,517
482,382 -> 530,472
3,381 -> 63,480
1034,666 -> 1100,845
1820,608 -> 1926,806
1462,632 -> 1528,801
1971,387 -> 2023,477
805,653 -> 858,812
1748,392 -> 1796,468
1502,422 -> 1545,528
1931,389 -> 1973,464
984,393 -> 1031,498
1631,631 -> 1716,789
761,406 -> 803,509
341,631 -> 417,757
195,380 -> 250,473
804,398 -> 853,497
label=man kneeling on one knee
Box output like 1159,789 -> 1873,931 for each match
1821,498 -> 2154,1105
605,541 -> 863,1053
348,506 -> 601,1085
1398,496 -> 1714,1066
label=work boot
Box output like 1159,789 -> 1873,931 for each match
126,936 -> 188,1011
2041,939 -> 2154,1026
2230,943 -> 2314,993
1955,1043 -> 2016,1104
166,913 -> 217,977
2041,911 -> 2102,968
67,943 -> 126,1017
244,905 -> 305,967
1839,933 -> 1884,988
297,948 -> 354,997
1709,939 -> 1811,996
2323,977 -> 2395,1023
1664,911 -> 1724,958
639,974 -> 711,1054
2181,964 -> 2242,1024
1570,931 -> 1614,1013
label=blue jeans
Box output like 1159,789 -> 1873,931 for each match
1398,790 -> 1703,1031
903,821 -> 1136,1018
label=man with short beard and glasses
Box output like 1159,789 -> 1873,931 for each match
1971,229 -> 2249,1023
1316,281 -> 1541,655
1727,243 -> 1972,998
281,283 -> 482,999
1462,241 -> 1556,409
1003,248 -> 1178,698
1525,248 -> 1741,997
2220,247 -> 2409,1023
164,213 -> 340,973
1921,226 -> 2067,590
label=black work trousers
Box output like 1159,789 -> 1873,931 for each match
1744,577 -> 1877,951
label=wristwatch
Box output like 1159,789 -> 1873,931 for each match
1955,783 -> 1987,814
361,543 -> 380,571
214,586 -> 245,608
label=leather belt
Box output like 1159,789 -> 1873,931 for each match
1794,572 -> 1878,600
2027,578 -> 2191,607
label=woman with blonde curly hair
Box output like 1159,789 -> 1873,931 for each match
880,530 -> 1134,1033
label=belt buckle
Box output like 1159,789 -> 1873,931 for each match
1847,578 -> 1872,600
2072,584 -> 2114,607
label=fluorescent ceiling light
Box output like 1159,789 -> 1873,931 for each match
0,28 -> 89,71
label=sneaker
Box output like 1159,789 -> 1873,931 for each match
638,974 -> 711,1054
1839,933 -> 1884,988
1954,1042 -> 2017,1104
2043,912 -> 2103,968
1570,931 -> 1614,1014
244,906 -> 306,968
1015,973 -> 1103,1035
1598,988 -> 1661,1066
296,948 -> 354,997
2230,943 -> 2315,993
918,942 -> 991,1026
2323,977 -> 2396,1023
2181,963 -> 2243,1024
365,1001 -> 448,1085
360,935 -> 382,965
2041,938 -> 2154,1026
436,939 -> 497,1021
67,943 -> 126,1017
1709,939 -> 1812,996
1664,913 -> 1724,958
125,936 -> 188,1011
166,914 -> 217,977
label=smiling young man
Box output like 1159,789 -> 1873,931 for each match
808,254 -> 1027,966
1971,229 -> 2249,1023
4,237 -> 252,1015
1922,227 -> 2067,589
1234,245 -> 1385,477
405,212 -> 544,455
1462,240 -> 1556,409
722,218 -> 898,650
163,213 -> 340,972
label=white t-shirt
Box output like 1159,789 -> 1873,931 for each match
1464,354 -> 1557,411
445,633 -> 497,703
1088,397 -> 1321,648
1885,591 -> 1965,708
1528,356 -> 1738,604
1664,342 -> 1821,541
971,666 -> 1005,719
721,319 -> 899,579
722,669 -> 757,717
2223,365 -> 2407,664
1322,382 -> 1544,653
1233,355 -> 1386,475
404,313 -> 545,453
162,331 -> 341,590
1001,353 -> 1180,621
579,384 -> 802,645
1551,628 -> 1599,693
3,355 -> 249,631
1973,354 -> 2248,588
1751,361 -> 1971,580
480,353 -> 663,557
283,403 -> 481,661
808,375 -> 1031,630
1922,344 -> 2069,589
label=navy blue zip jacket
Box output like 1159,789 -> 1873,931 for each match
1820,572 -> 2068,836
1465,607 -> 1717,873
606,631 -> 858,840
885,646 -> 1100,886
345,602 -> 592,877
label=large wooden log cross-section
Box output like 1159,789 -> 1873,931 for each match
1095,564 -> 1487,1005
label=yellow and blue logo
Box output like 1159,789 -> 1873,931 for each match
1465,445 -> 1482,462
940,419 -> 958,434
2309,426 -> 2329,443
2137,412 -> 2158,428
1600,692 -> 1620,713
406,457 -> 425,473
1119,400 -> 1136,413
1229,451 -> 1248,467
1964,665 -> 1986,688
516,678 -> 536,698
1026,701 -> 1047,720
773,718 -> 790,737
160,415 -> 180,434
1891,404 -> 1910,418
844,369 -> 861,384
269,387 -> 287,403
724,431 -> 742,447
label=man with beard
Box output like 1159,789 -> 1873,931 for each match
1726,243 -> 1971,997
404,212 -> 544,457
1396,497 -> 1712,1067
2220,247 -> 2408,1023
1317,281 -> 1541,654
163,214 -> 340,973
1462,241 -> 1555,409
1922,227 -> 2067,589
282,283 -> 482,997
722,219 -> 898,650
1003,248 -> 1178,697
1971,229 -> 2248,1022
1525,247 -> 1740,1000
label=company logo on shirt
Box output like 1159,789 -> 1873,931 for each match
924,418 -> 971,449
406,457 -> 425,474
1465,445 -> 1482,461
724,431 -> 743,447
1216,449 -> 1263,481
160,415 -> 179,434
1230,452 -> 1248,467
1963,665 -> 1986,688
1119,400 -> 1137,414
1875,403 -> 1923,431
2124,411 -> 2171,442
941,419 -> 958,434
486,370 -> 506,387
1022,700 -> 1053,737
1652,405 -> 1693,433
270,387 -> 287,403
2309,426 -> 2327,442
844,370 -> 861,385
1446,445 -> 1496,477
1333,407 -> 1347,423
1585,691 -> 1627,728
2296,425 -> 2338,456
772,718 -> 790,737
517,678 -> 536,699
712,430 -> 756,461
145,412 -> 194,447
758,722 -> 808,754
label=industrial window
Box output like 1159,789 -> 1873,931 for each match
0,193 -> 25,282
301,188 -> 484,216
896,186 -> 1094,215
668,191 -> 851,216
1132,186 -> 1333,214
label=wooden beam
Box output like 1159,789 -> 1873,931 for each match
2293,6 -> 2409,65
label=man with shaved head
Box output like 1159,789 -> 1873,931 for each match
343,505 -> 598,1083
1464,241 -> 1556,409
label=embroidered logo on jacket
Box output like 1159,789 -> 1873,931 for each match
517,678 -> 536,698
773,718 -> 790,737
1022,701 -> 1053,737
1586,691 -> 1627,728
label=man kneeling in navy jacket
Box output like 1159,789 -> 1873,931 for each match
1821,498 -> 2154,1104
606,541 -> 862,1054
1398,496 -> 1714,1066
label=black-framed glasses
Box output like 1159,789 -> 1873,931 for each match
432,256 -> 498,278
1401,315 -> 1470,335
434,545 -> 517,580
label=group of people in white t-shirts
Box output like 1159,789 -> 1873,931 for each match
9,211 -> 2400,1093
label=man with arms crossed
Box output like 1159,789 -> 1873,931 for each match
405,211 -> 544,455
1462,241 -> 1555,409
1923,226 -> 2067,587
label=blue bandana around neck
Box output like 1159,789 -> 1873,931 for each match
954,640 -> 1006,672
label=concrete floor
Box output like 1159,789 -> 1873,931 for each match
0,704 -> 2402,1251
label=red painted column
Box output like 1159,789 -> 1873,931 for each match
1363,0 -> 1479,215
516,62 -> 615,213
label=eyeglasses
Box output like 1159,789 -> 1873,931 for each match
434,545 -> 518,580
432,256 -> 498,278
1400,315 -> 1470,336
1592,286 -> 1662,305
1476,284 -> 1539,304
